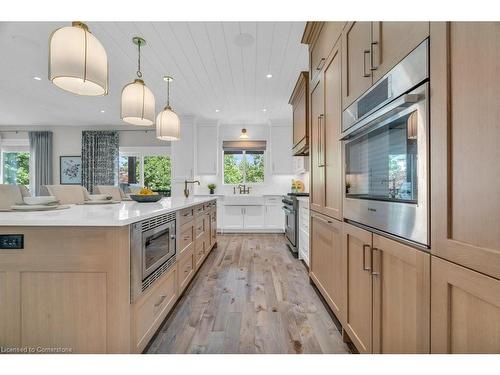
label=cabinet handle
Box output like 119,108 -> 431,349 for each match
320,114 -> 325,167
371,247 -> 380,276
370,41 -> 379,71
362,244 -> 371,271
363,50 -> 371,78
154,295 -> 167,308
316,57 -> 326,71
311,213 -> 332,224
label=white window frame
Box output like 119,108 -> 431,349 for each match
222,149 -> 266,186
0,138 -> 31,186
119,146 -> 170,188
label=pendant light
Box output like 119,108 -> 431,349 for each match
121,37 -> 155,126
240,128 -> 249,139
49,21 -> 108,96
156,76 -> 181,141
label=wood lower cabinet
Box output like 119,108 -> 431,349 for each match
177,247 -> 195,294
309,212 -> 343,320
372,234 -> 430,354
371,22 -> 429,82
342,222 -> 373,354
430,22 -> 500,279
431,256 -> 500,353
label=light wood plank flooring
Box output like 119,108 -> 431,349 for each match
147,234 -> 350,354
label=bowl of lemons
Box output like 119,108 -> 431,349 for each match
130,188 -> 162,203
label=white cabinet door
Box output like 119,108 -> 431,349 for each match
264,205 -> 285,231
223,205 -> 244,230
270,126 -> 293,175
243,206 -> 265,230
196,125 -> 218,175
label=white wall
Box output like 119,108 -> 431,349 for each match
0,125 -> 170,184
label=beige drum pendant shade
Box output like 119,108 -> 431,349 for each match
49,22 -> 108,96
121,79 -> 155,126
156,76 -> 180,141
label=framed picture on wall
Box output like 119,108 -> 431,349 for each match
60,156 -> 82,185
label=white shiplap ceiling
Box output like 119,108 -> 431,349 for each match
0,22 -> 308,127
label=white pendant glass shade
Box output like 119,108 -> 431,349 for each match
49,23 -> 108,96
121,79 -> 155,126
156,107 -> 180,140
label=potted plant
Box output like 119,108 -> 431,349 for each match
207,183 -> 216,195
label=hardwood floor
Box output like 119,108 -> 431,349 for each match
147,234 -> 350,354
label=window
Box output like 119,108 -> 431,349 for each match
119,148 -> 171,195
1,143 -> 31,186
223,150 -> 264,184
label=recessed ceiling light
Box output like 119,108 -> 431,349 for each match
100,110 -> 106,113
33,76 -> 42,81
266,74 -> 272,79
262,108 -> 267,112
215,109 -> 220,113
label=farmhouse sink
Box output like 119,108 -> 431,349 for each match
223,195 -> 265,206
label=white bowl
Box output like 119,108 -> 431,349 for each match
89,194 -> 112,201
23,196 -> 58,205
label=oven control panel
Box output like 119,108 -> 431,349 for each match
0,234 -> 24,249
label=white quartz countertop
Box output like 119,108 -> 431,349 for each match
0,197 -> 216,227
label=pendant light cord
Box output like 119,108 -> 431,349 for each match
136,41 -> 142,78
166,79 -> 170,107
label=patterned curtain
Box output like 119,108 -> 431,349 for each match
28,131 -> 53,196
81,131 -> 119,193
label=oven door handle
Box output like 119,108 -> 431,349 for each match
282,206 -> 294,215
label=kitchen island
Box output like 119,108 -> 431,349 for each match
0,197 -> 217,353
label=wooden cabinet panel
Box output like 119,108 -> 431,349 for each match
310,78 -> 325,213
431,256 -> 500,353
342,21 -> 372,109
194,216 -> 205,239
289,71 -> 309,155
372,235 -> 430,353
0,271 -> 20,347
323,42 -> 343,220
309,212 -> 343,320
371,22 -> 429,82
179,221 -> 194,256
194,235 -> 205,269
134,266 -> 177,353
342,222 -> 372,353
179,207 -> 194,226
178,248 -> 195,294
210,208 -> 217,247
430,22 -> 500,278
21,272 -> 107,353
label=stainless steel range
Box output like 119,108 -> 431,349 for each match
282,193 -> 309,255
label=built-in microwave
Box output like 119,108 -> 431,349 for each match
341,39 -> 429,247
130,212 -> 176,302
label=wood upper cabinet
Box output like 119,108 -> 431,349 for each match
322,43 -> 342,220
342,222 -> 373,354
289,72 -> 309,156
341,22 -> 372,109
430,22 -> 500,279
309,78 -> 325,213
371,22 -> 429,82
431,256 -> 500,353
372,235 -> 430,354
309,212 -> 343,321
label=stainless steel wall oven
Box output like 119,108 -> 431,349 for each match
341,39 -> 429,246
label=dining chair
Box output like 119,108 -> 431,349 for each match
95,185 -> 125,201
0,184 -> 25,210
42,185 -> 91,204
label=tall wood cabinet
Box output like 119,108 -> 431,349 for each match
310,211 -> 343,320
342,21 -> 429,109
309,37 -> 343,220
430,22 -> 500,280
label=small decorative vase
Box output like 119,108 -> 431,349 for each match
209,189 -> 215,195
